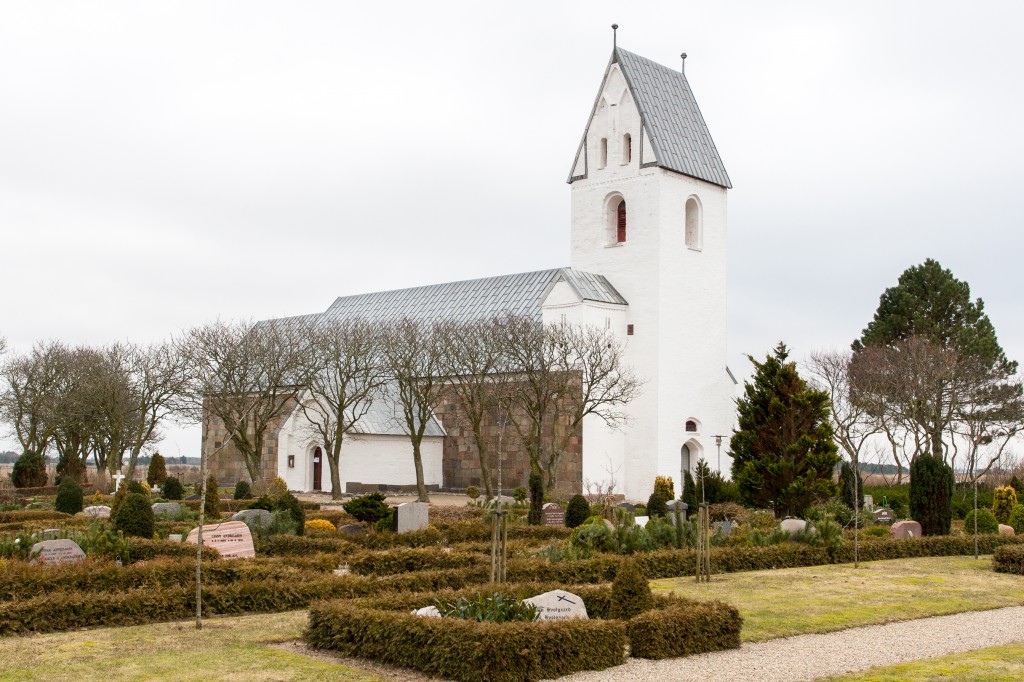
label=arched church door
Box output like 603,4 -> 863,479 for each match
680,444 -> 691,500
312,447 -> 323,491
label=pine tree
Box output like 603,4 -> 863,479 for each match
731,343 -> 839,517
909,454 -> 954,535
146,452 -> 167,487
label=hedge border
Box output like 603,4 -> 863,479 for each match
994,544 -> 1024,575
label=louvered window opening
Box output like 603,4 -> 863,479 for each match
616,201 -> 627,243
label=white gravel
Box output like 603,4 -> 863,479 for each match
552,605 -> 1024,682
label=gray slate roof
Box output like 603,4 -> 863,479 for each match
347,383 -> 447,437
570,48 -> 732,189
320,267 -> 626,325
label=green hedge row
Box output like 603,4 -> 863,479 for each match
306,601 -> 627,682
994,545 -> 1024,575
306,586 -> 741,680
0,510 -> 72,524
125,538 -> 221,563
348,547 -> 483,575
0,555 -> 335,601
256,535 -> 357,557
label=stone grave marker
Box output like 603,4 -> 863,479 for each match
863,494 -> 874,511
83,505 -> 111,519
29,539 -> 86,565
232,508 -> 273,527
713,520 -> 734,536
617,502 -> 635,513
542,502 -> 565,526
185,520 -> 255,559
395,502 -> 429,533
999,524 -> 1016,536
152,502 -> 182,518
634,515 -> 649,527
168,534 -> 183,542
338,523 -> 366,537
889,520 -> 922,539
780,518 -> 807,537
524,589 -> 589,621
873,507 -> 894,524
411,605 -> 441,618
666,500 -> 688,523
39,529 -> 62,540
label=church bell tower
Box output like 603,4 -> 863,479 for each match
567,36 -> 736,500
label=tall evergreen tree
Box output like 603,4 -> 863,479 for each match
909,454 -> 954,535
838,461 -> 864,510
731,343 -> 839,517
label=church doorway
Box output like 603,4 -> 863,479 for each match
312,447 -> 323,491
680,444 -> 691,500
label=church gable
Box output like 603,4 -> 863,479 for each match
568,47 -> 731,188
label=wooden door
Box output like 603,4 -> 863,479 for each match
313,447 -> 323,491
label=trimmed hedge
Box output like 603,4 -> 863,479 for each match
627,600 -> 742,659
125,538 -> 221,563
348,548 -> 483,575
0,511 -> 72,524
306,600 -> 627,682
994,545 -> 1024,575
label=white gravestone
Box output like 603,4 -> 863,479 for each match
29,539 -> 86,565
780,518 -> 807,537
185,520 -> 256,559
411,606 -> 441,618
152,502 -> 182,518
395,502 -> 429,534
634,515 -> 650,527
112,472 -> 125,492
523,589 -> 589,621
83,505 -> 111,519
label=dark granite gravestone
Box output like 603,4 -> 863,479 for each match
542,502 -> 565,526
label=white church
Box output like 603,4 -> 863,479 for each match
211,41 -> 737,502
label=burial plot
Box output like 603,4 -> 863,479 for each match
889,520 -> 922,538
185,520 -> 255,559
395,502 -> 429,533
29,539 -> 86,565
523,589 -> 589,621
542,502 -> 565,526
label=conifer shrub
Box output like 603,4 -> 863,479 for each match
11,452 -> 47,488
127,480 -> 147,496
909,455 -> 954,535
246,496 -> 275,512
654,476 -> 674,500
146,453 -> 167,487
233,480 -> 252,500
204,474 -> 221,518
267,476 -> 288,498
1009,476 -> 1024,499
609,557 -> 653,620
964,508 -> 999,534
512,486 -> 527,503
565,494 -> 590,528
275,491 -> 306,535
465,486 -> 480,501
527,473 -> 543,525
1008,504 -> 1024,535
110,483 -> 129,519
646,493 -> 668,519
54,477 -> 83,515
994,544 -> 1024,575
114,492 -> 156,538
343,492 -> 392,525
162,477 -> 184,500
993,486 -> 1018,524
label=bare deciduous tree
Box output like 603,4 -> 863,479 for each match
0,341 -> 67,462
298,318 -> 387,500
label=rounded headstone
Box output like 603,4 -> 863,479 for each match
338,524 -> 366,537
83,505 -> 111,519
152,502 -> 182,518
999,524 -> 1016,536
185,521 -> 255,559
411,605 -> 441,618
890,520 -> 922,539
523,589 -> 589,621
29,539 -> 86,565
780,518 -> 808,537
232,508 -> 273,527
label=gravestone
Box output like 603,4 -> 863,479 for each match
185,520 -> 255,559
29,539 -> 86,565
780,518 -> 807,537
889,520 -> 922,539
184,494 -> 202,501
152,502 -> 182,518
713,520 -> 734,536
999,524 -> 1016,536
872,507 -> 894,524
395,502 -> 429,534
666,500 -> 688,523
232,508 -> 273,527
634,515 -> 649,527
411,605 -> 441,618
39,529 -> 62,540
338,523 -> 366,537
523,589 -> 589,621
617,502 -> 636,513
863,494 -> 874,511
83,505 -> 111,519
542,502 -> 565,526
168,534 -> 183,542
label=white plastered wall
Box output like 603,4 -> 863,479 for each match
276,404 -> 444,493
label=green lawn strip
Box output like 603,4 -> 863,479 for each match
828,641 -> 1024,681
0,610 -> 385,682
651,556 -> 1024,642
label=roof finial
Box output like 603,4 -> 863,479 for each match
612,24 -> 618,50
681,52 -> 687,73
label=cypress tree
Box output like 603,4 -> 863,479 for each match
146,452 -> 167,487
527,472 -> 543,525
909,455 -> 954,535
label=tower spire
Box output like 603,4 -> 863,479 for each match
681,52 -> 687,73
612,24 -> 618,50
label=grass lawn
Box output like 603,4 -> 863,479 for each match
0,611 -> 383,682
829,642 -> 1024,681
652,556 -> 1024,642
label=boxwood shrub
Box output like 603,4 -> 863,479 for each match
994,544 -> 1024,575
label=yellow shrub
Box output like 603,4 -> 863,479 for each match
993,486 -> 1018,524
654,476 -> 674,500
305,519 -> 337,535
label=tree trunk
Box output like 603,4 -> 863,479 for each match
411,438 -> 430,503
329,440 -> 343,500
473,422 -> 494,501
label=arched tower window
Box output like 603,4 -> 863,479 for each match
616,200 -> 627,243
685,197 -> 702,250
622,133 -> 632,164
685,419 -> 699,433
599,138 -> 608,169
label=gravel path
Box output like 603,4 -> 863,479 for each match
554,605 -> 1024,682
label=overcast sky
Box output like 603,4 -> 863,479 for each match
2,1 -> 1022,459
